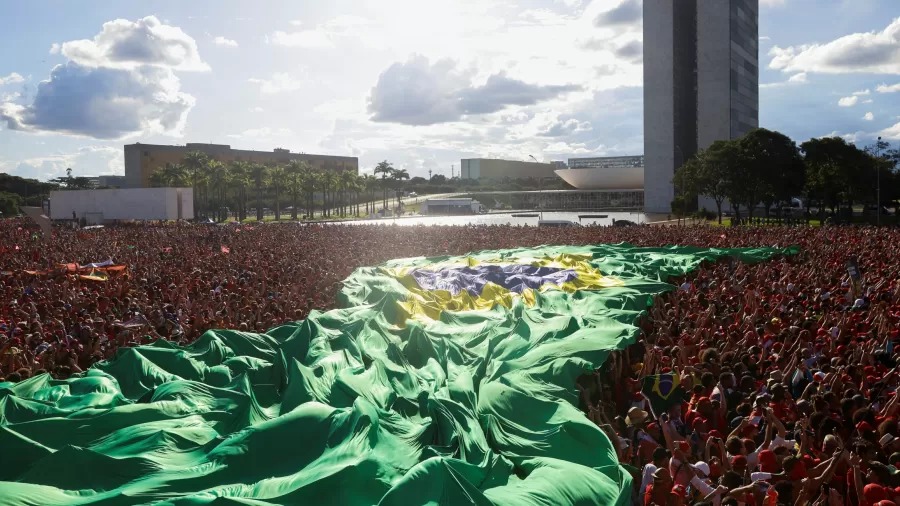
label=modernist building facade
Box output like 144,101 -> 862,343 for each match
643,0 -> 759,213
555,156 -> 645,190
124,143 -> 359,189
459,158 -> 559,180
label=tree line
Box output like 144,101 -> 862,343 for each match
148,153 -> 413,221
673,128 -> 900,223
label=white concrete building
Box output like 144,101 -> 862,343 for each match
50,188 -> 194,223
643,0 -> 759,213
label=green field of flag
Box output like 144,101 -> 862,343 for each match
0,244 -> 795,505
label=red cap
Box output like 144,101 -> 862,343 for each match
857,421 -> 875,433
671,485 -> 687,498
864,484 -> 888,503
731,455 -> 748,468
788,460 -> 808,481
759,450 -> 778,473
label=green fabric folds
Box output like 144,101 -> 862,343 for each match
0,244 -> 795,505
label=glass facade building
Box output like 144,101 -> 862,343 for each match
729,0 -> 760,138
568,156 -> 644,169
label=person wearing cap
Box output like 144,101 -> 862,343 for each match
644,467 -> 673,506
669,484 -> 687,506
640,447 -> 671,499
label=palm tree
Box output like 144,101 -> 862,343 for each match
207,161 -> 230,221
301,167 -> 320,219
363,174 -> 378,215
182,151 -> 209,214
229,161 -> 251,221
149,163 -> 187,187
321,171 -> 338,217
392,168 -> 410,207
339,170 -> 356,216
183,151 -> 210,217
374,160 -> 394,212
249,164 -> 268,221
267,166 -> 287,220
286,160 -> 308,220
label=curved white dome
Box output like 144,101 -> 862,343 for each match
554,168 -> 644,190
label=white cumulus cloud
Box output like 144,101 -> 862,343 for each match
0,73 -> 25,86
61,16 -> 209,71
213,36 -> 238,47
838,96 -> 858,107
769,18 -> 900,75
368,55 -> 581,125
248,73 -> 307,94
1,16 -> 202,139
863,112 -> 874,121
877,83 -> 900,93
1,63 -> 194,139
880,121 -> 900,140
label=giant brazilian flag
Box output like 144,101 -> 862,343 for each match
0,244 -> 794,505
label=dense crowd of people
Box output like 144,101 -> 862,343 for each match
1,217 -> 899,505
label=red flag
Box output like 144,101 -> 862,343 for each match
221,246 -> 230,254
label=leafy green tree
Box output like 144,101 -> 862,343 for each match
0,192 -> 22,217
801,137 -> 859,216
740,128 -> 806,217
0,174 -> 56,207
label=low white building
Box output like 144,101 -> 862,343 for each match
420,198 -> 483,215
50,188 -> 194,224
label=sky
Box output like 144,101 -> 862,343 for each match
1,0 -> 899,181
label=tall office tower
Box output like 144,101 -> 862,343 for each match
643,0 -> 759,213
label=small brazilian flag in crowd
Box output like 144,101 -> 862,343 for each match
641,373 -> 688,416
